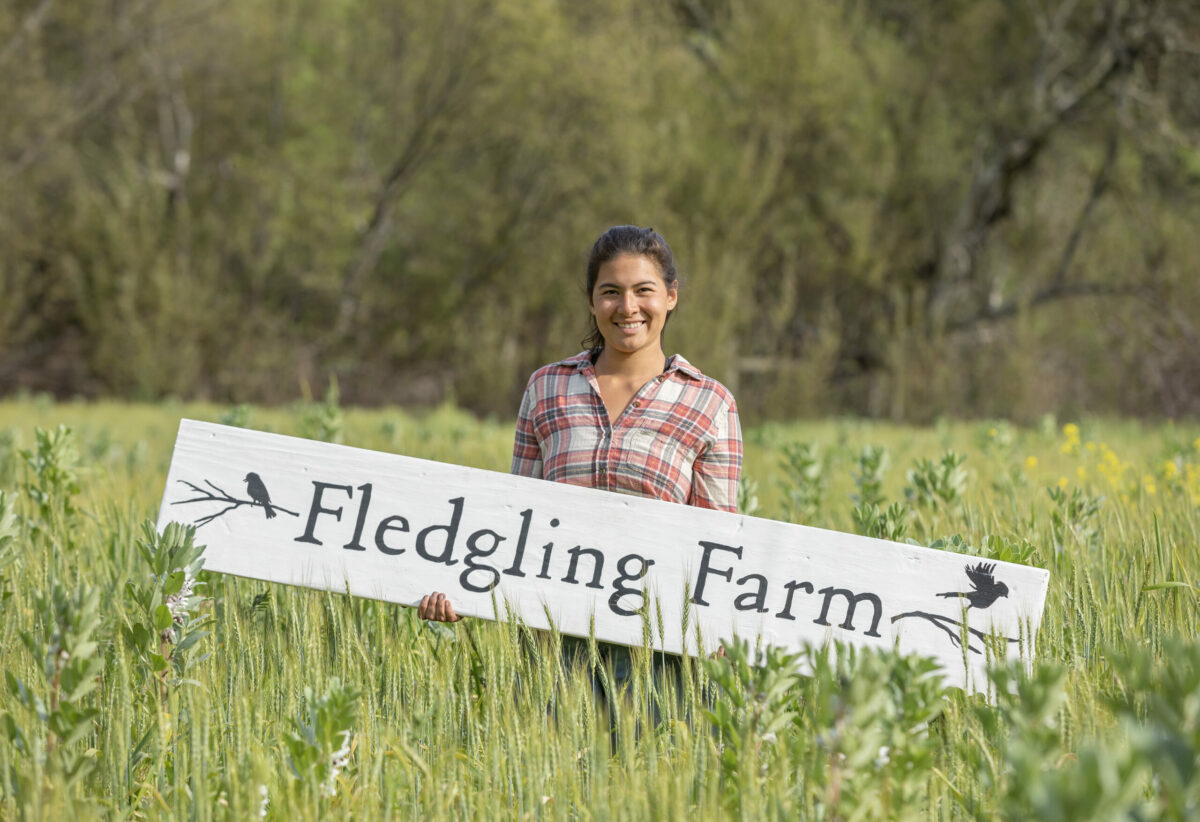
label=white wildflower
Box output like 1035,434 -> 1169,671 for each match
258,784 -> 269,818
322,730 -> 353,797
874,746 -> 891,768
761,731 -> 777,744
165,574 -> 195,624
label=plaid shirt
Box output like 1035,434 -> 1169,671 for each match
511,352 -> 742,512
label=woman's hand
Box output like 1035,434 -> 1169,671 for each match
417,591 -> 461,623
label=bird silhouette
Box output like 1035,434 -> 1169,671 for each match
244,472 -> 277,519
938,562 -> 1009,610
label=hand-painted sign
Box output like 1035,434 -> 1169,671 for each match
156,420 -> 1050,692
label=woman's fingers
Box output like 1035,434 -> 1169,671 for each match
418,591 -> 461,623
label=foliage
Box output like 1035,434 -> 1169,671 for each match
778,441 -> 825,524
283,679 -> 360,799
4,582 -> 104,806
1047,484 -> 1103,558
852,501 -> 912,542
851,444 -> 889,508
3,1 -> 1200,420
120,521 -> 211,697
0,490 -> 17,584
0,405 -> 1196,818
298,378 -> 344,445
702,639 -> 801,809
736,477 -> 761,517
20,426 -> 82,548
905,451 -> 969,536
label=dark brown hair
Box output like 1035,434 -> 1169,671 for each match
583,225 -> 680,354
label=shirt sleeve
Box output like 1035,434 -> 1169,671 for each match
687,394 -> 743,512
510,379 -> 543,479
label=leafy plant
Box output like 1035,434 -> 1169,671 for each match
1047,485 -> 1102,558
737,477 -> 761,517
795,644 -> 948,821
851,444 -> 889,508
5,582 -> 104,797
20,426 -> 82,547
926,533 -> 1038,566
904,450 -> 968,512
298,378 -> 344,444
852,501 -> 912,542
217,404 -> 254,429
778,442 -> 825,525
702,638 -> 802,810
0,490 -> 18,592
284,679 -> 360,798
120,521 -> 211,698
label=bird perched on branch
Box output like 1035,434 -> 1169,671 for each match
244,472 -> 277,519
938,562 -> 1008,610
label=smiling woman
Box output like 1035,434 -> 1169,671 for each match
418,226 -> 743,682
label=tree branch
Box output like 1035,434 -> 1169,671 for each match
171,479 -> 299,527
0,0 -> 56,68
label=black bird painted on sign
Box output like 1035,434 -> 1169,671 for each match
244,472 -> 277,519
938,562 -> 1009,610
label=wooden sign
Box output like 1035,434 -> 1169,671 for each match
156,420 -> 1050,692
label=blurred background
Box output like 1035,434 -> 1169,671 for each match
2,0 -> 1197,423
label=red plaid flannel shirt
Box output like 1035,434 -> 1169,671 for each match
511,352 -> 743,512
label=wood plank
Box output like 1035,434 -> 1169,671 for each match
155,419 -> 1050,693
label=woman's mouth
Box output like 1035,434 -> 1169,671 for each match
616,321 -> 645,330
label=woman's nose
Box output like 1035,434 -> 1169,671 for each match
622,291 -> 638,313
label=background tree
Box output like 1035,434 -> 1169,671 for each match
1,0 -> 1197,420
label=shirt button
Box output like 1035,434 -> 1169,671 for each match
657,375 -> 666,383
632,401 -> 640,408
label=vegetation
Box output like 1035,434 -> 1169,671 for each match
0,400 -> 1197,818
3,1 -> 1200,419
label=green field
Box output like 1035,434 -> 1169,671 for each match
1,399 -> 1198,819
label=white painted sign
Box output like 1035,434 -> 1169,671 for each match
156,420 -> 1050,692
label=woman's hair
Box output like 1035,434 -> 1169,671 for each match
582,225 -> 680,354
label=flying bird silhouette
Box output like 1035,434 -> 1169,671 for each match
244,472 -> 277,519
938,562 -> 1009,610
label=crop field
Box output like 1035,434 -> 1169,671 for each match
0,397 -> 1198,820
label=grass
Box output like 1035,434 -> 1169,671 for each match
0,399 -> 1198,819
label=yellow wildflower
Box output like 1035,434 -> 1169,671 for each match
1085,441 -> 1096,452
1024,456 -> 1038,471
1057,477 -> 1069,489
1163,460 -> 1178,480
1143,475 -> 1156,495
1077,466 -> 1088,481
1060,423 -> 1081,455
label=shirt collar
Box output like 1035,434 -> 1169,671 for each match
557,351 -> 703,380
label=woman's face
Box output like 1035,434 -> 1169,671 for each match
589,253 -> 678,357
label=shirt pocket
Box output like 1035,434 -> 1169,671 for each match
623,426 -> 700,482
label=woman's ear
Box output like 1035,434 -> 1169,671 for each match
666,285 -> 678,312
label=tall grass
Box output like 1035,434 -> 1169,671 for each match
0,401 -> 1197,819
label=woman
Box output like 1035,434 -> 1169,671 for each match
419,225 -> 742,632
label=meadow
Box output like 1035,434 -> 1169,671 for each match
0,396 -> 1197,819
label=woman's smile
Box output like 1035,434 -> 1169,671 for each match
589,254 -> 677,358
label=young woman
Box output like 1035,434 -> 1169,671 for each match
418,225 -> 742,626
